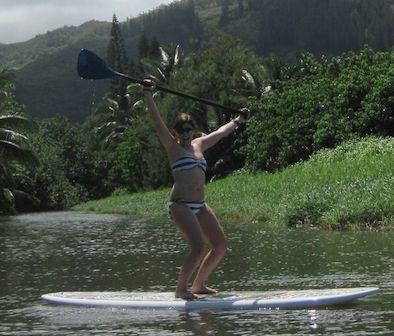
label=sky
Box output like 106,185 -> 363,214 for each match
0,0 -> 176,44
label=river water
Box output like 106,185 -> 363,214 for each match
0,211 -> 393,335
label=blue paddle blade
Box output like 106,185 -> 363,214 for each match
77,49 -> 115,79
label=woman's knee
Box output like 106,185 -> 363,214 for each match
213,239 -> 228,257
188,242 -> 206,261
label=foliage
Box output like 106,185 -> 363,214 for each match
128,0 -> 204,54
224,0 -> 394,57
28,117 -> 98,210
306,135 -> 394,165
243,46 -> 394,171
107,14 -> 130,111
90,16 -> 142,149
0,69 -> 38,214
273,137 -> 394,229
13,41 -> 110,122
87,39 -> 392,195
141,44 -> 184,84
75,137 -> 393,230
0,21 -> 111,70
110,116 -> 170,192
2,0 -> 392,121
92,94 -> 136,147
1,0 -> 392,227
158,33 -> 270,178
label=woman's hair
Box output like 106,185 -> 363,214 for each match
172,113 -> 197,133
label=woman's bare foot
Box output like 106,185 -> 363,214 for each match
191,285 -> 218,295
175,290 -> 199,301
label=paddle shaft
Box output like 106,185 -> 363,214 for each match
115,72 -> 245,116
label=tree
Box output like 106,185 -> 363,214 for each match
141,44 -> 184,84
242,47 -> 394,172
159,34 -> 268,179
95,14 -> 143,149
0,70 -> 38,214
111,116 -> 171,191
94,95 -> 135,147
107,14 -> 129,110
138,31 -> 150,60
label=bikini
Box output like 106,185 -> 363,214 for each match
170,155 -> 207,172
169,155 -> 207,214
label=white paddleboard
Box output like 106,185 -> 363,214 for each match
41,287 -> 379,310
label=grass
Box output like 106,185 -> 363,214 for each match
73,137 -> 393,230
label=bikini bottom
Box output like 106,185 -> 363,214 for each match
168,200 -> 206,214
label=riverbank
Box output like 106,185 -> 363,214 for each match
73,137 -> 393,230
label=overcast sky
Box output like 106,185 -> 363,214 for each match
0,0 -> 175,44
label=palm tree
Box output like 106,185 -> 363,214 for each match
0,69 -> 39,214
96,44 -> 185,147
140,44 -> 183,84
94,96 -> 134,146
0,115 -> 37,162
0,115 -> 40,214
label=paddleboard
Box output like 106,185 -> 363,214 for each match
41,287 -> 379,310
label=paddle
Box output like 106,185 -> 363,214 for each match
77,49 -> 247,116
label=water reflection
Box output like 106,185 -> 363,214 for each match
0,211 -> 393,335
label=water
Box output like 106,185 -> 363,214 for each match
0,211 -> 393,335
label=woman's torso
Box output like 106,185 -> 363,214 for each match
168,141 -> 206,201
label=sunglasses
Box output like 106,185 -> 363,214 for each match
176,127 -> 194,134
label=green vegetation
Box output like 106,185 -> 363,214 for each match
28,117 -> 93,210
0,21 -> 112,121
3,34 -> 392,231
0,1 -> 392,232
0,0 -> 392,121
243,47 -> 394,171
0,21 -> 111,70
73,137 -> 393,231
0,70 -> 38,214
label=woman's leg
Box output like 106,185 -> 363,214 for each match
191,204 -> 228,294
170,202 -> 206,300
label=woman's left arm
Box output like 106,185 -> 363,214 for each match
196,109 -> 250,152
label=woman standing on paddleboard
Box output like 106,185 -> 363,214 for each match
143,79 -> 249,300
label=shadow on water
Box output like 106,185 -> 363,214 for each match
0,211 -> 393,335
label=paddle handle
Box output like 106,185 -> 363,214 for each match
116,72 -> 245,116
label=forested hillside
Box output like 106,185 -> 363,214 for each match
214,0 -> 393,57
0,21 -> 111,69
0,0 -> 392,121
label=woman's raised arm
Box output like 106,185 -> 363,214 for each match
143,80 -> 175,151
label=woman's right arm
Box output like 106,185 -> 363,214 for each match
143,81 -> 175,151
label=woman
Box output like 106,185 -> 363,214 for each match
143,79 -> 249,300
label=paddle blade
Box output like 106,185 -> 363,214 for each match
77,49 -> 115,80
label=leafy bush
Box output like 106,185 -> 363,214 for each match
243,47 -> 393,172
111,116 -> 171,191
29,117 -> 92,210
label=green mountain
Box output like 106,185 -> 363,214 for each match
0,21 -> 111,69
1,0 -> 393,122
0,21 -> 112,121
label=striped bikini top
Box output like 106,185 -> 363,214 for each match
170,155 -> 207,172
